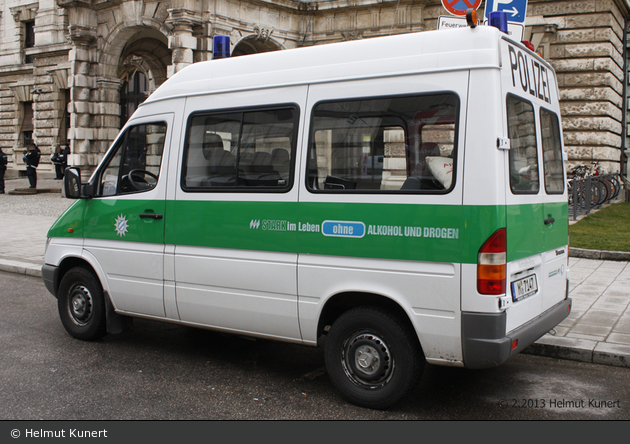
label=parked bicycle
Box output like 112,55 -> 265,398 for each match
568,162 -> 622,220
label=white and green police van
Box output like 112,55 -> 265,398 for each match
43,24 -> 571,409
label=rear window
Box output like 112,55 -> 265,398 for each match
306,93 -> 459,193
507,94 -> 539,194
540,108 -> 564,194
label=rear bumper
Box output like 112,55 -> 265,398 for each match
462,298 -> 571,369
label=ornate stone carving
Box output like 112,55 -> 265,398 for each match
10,3 -> 39,22
341,31 -> 362,41
166,8 -> 203,27
254,25 -> 274,42
67,24 -> 97,45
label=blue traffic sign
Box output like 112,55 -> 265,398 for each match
485,0 -> 528,24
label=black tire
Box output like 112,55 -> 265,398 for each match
57,267 -> 107,341
324,306 -> 425,409
594,179 -> 608,204
609,175 -> 621,200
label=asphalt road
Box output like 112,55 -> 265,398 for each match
1,271 -> 628,420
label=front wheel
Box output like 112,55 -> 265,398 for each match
324,307 -> 424,409
57,267 -> 107,341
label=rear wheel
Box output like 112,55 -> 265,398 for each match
57,267 -> 107,341
324,306 -> 424,409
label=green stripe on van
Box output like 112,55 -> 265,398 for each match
48,199 -> 568,265
543,201 -> 570,249
506,201 -> 569,262
47,199 -> 86,238
165,201 -> 506,264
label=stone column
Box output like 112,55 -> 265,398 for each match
32,62 -> 59,175
66,23 -> 97,170
166,9 -> 202,78
93,77 -> 123,166
381,129 -> 407,190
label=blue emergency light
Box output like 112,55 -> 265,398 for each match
213,35 -> 230,59
488,11 -> 508,34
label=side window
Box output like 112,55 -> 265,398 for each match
540,108 -> 565,194
306,94 -> 458,193
507,95 -> 539,194
182,106 -> 297,191
99,122 -> 167,196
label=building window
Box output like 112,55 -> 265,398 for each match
21,101 -> 34,146
61,89 -> 71,144
24,20 -> 35,64
120,71 -> 148,126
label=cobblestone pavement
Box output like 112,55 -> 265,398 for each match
0,177 -> 71,271
1,177 -> 70,216
527,258 -> 630,367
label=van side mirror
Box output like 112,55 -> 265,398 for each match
64,167 -> 81,198
64,167 -> 94,199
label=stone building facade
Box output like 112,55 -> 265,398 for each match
0,0 -> 628,180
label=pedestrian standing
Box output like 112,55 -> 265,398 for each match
60,144 -> 70,177
51,144 -> 69,180
51,145 -> 61,179
0,148 -> 7,194
23,143 -> 41,189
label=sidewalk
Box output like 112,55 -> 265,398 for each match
1,176 -> 629,368
524,258 -> 630,368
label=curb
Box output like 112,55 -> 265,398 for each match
569,247 -> 630,261
523,336 -> 630,368
0,259 -> 42,277
7,188 -> 62,195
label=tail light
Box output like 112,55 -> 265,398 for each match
477,228 -> 507,295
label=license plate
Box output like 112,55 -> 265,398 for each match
511,274 -> 538,302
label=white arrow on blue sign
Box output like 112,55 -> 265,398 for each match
485,0 -> 528,24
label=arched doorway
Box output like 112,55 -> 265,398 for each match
232,33 -> 283,57
117,36 -> 171,127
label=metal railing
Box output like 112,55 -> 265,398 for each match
568,173 -> 623,221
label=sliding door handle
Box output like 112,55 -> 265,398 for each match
140,213 -> 163,220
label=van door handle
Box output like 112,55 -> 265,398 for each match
544,217 -> 555,225
140,213 -> 163,220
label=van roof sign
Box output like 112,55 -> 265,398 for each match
503,40 -> 556,104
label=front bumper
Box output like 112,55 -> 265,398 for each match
462,298 -> 572,369
41,264 -> 59,298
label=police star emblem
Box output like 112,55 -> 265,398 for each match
114,214 -> 130,237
